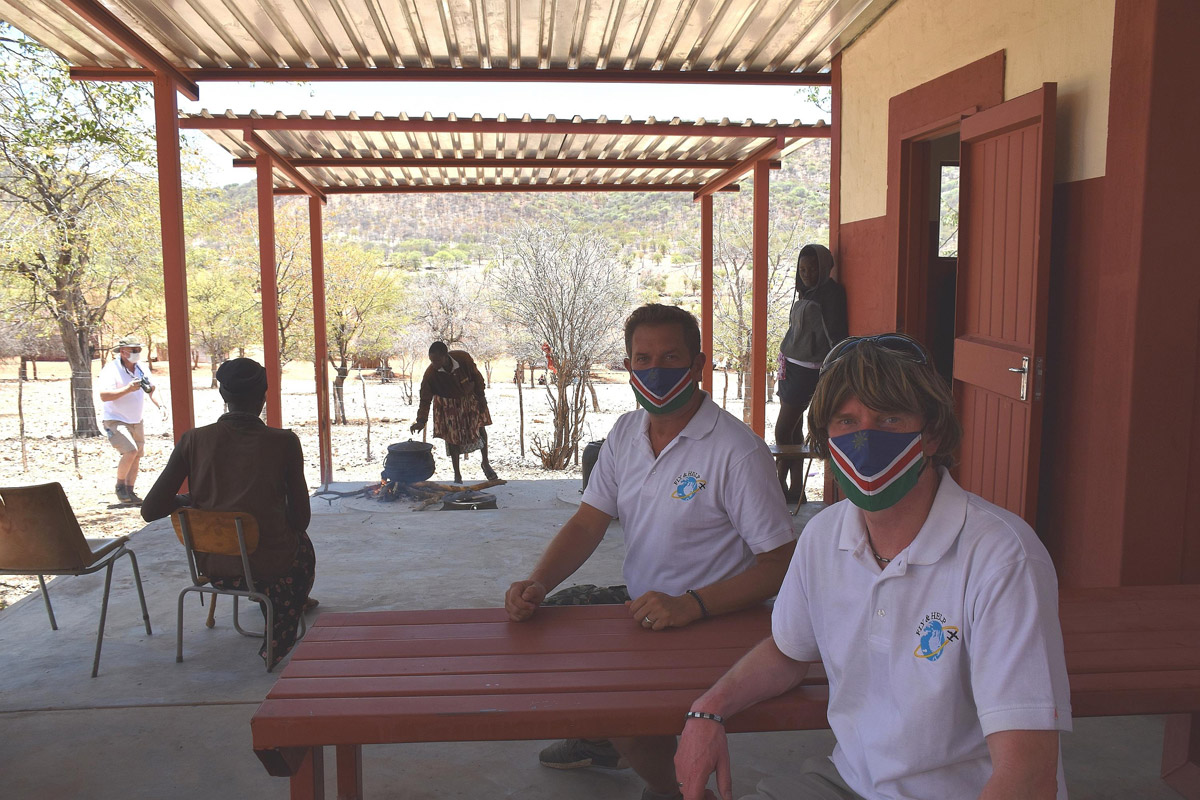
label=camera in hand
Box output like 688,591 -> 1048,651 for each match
138,376 -> 152,393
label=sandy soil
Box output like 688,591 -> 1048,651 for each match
0,358 -> 818,609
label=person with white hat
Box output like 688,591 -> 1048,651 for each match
98,336 -> 164,505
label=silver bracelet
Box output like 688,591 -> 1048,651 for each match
685,710 -> 725,725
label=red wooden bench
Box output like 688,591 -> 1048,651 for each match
251,585 -> 1200,799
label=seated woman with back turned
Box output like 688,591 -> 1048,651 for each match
142,358 -> 316,669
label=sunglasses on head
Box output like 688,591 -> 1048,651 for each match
820,333 -> 931,374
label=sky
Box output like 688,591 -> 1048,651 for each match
177,81 -> 828,187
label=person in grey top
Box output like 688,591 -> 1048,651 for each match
775,244 -> 847,500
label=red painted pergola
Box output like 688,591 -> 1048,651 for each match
184,110 -> 828,481
0,0 -> 887,484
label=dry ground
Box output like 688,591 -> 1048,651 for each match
0,357 -> 817,609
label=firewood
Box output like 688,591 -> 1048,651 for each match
410,480 -> 507,511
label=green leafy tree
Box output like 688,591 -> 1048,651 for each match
0,26 -> 153,435
100,179 -> 171,368
187,253 -> 258,388
230,198 -> 314,375
324,242 -> 405,424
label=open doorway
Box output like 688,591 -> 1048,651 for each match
926,132 -> 959,382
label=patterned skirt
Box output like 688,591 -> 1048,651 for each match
432,393 -> 492,456
210,530 -> 316,669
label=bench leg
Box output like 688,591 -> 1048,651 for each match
1163,714 -> 1200,799
290,746 -> 325,800
336,744 -> 363,800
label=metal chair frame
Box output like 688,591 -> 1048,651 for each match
173,509 -> 303,672
0,483 -> 153,677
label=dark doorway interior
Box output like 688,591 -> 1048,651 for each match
925,132 -> 960,382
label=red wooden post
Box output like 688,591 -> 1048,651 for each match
826,53 -> 843,504
750,159 -> 770,436
700,194 -> 714,393
309,195 -> 333,485
335,744 -> 363,800
256,153 -> 283,428
152,76 -> 194,438
290,746 -> 325,800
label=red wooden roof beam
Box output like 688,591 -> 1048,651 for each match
694,136 -> 792,200
71,66 -> 831,87
272,183 -> 742,195
244,131 -> 327,203
230,157 -> 753,170
59,0 -> 199,100
182,117 -> 829,139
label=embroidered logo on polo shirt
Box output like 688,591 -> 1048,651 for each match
913,611 -> 959,662
671,472 -> 707,501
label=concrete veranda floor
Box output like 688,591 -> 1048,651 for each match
0,479 -> 1184,799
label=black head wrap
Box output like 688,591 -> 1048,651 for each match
216,358 -> 268,403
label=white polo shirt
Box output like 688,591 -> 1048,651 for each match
98,357 -> 151,424
582,392 -> 796,599
772,468 -> 1072,799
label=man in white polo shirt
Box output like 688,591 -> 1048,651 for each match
98,336 -> 164,505
675,333 -> 1071,800
505,304 -> 797,800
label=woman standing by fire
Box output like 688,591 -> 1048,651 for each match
411,341 -> 499,484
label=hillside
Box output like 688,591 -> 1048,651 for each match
216,139 -> 831,267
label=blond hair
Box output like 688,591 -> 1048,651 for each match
806,342 -> 962,469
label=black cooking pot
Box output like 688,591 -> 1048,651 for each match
381,440 -> 436,484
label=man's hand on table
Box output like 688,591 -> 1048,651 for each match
505,579 -> 547,621
628,591 -> 703,631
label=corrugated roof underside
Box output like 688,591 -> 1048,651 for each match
2,0 -> 883,74
193,111 -> 811,189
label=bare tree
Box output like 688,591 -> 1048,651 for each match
493,223 -> 632,469
390,328 -> 429,406
462,305 -> 505,387
413,270 -> 484,344
701,184 -> 807,422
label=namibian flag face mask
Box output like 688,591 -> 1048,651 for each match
630,366 -> 696,415
828,428 -> 926,511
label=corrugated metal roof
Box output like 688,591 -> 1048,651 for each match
186,110 -> 826,193
2,0 -> 888,79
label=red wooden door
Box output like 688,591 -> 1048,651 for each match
952,84 -> 1056,523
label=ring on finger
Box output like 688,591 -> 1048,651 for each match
644,615 -> 655,625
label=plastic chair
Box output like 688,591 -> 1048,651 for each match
171,508 -> 301,672
0,482 -> 152,677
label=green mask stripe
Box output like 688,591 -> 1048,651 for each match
831,456 -> 925,512
633,381 -> 696,415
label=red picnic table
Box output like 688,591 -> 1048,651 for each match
251,588 -> 1200,799
250,604 -> 824,799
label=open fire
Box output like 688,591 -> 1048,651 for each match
367,478 -> 431,503
364,477 -> 505,510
